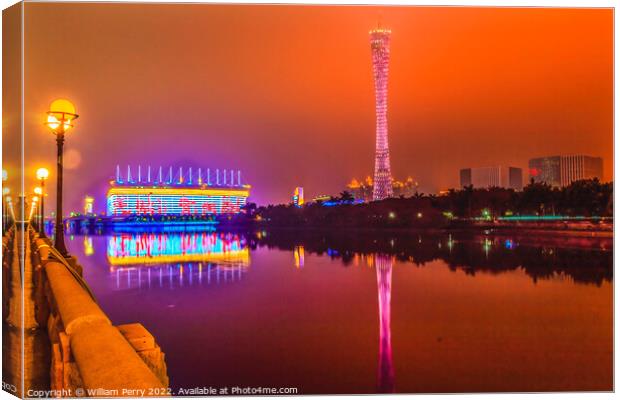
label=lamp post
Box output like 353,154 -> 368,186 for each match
34,187 -> 43,232
45,99 -> 78,257
5,196 -> 13,229
36,167 -> 49,238
2,187 -> 9,233
2,170 -> 7,233
30,196 -> 39,227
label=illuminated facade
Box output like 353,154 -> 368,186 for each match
84,196 -> 94,215
311,194 -> 331,203
293,187 -> 304,207
107,165 -> 250,216
370,27 -> 394,201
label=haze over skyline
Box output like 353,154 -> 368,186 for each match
3,4 -> 613,212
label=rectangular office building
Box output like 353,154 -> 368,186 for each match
529,155 -> 603,187
560,155 -> 603,186
528,156 -> 561,187
459,166 -> 523,190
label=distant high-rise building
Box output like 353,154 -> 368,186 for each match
529,155 -> 603,187
292,187 -> 304,207
459,166 -> 523,190
84,196 -> 94,215
559,155 -> 603,186
459,169 -> 472,187
370,26 -> 393,201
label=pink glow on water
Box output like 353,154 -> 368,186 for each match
375,254 -> 394,392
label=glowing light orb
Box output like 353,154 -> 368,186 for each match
36,167 -> 49,180
46,98 -> 77,132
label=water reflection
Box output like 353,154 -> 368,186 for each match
84,236 -> 94,256
107,232 -> 249,266
111,263 -> 247,291
375,255 -> 394,393
102,232 -> 249,291
65,228 -> 612,393
254,230 -> 612,286
294,246 -> 305,268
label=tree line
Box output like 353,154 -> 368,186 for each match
232,179 -> 612,229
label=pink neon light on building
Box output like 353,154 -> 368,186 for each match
370,27 -> 394,201
375,254 -> 394,392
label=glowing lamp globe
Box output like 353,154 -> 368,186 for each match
34,187 -> 42,195
2,188 -> 9,195
2,169 -> 7,181
36,167 -> 49,180
46,98 -> 78,132
32,196 -> 39,202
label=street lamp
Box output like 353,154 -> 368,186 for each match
34,187 -> 42,232
5,196 -> 13,227
45,99 -> 78,257
36,167 -> 49,238
2,187 -> 9,232
2,170 -> 7,232
30,196 -> 39,224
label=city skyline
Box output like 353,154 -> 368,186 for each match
3,4 -> 613,213
1,3 -> 614,396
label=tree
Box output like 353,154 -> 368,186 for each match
519,180 -> 554,215
339,191 -> 355,202
241,202 -> 257,216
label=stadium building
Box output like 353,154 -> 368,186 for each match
106,165 -> 251,216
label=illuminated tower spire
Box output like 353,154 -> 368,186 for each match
370,25 -> 394,200
375,254 -> 394,392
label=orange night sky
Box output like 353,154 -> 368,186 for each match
3,4 -> 613,210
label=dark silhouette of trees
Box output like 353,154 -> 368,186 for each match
339,191 -> 355,202
248,179 -> 611,229
241,202 -> 257,216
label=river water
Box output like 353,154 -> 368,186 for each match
66,229 -> 612,394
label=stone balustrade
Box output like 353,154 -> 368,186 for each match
30,231 -> 169,397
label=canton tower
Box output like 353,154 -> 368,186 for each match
370,26 -> 394,201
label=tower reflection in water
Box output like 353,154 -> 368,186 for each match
375,254 -> 394,393
105,232 -> 249,290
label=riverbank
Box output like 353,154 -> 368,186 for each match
249,220 -> 613,238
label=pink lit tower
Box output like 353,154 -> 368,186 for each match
370,26 -> 394,201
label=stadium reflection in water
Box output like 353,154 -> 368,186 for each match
104,232 -> 249,290
67,229 -> 612,394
